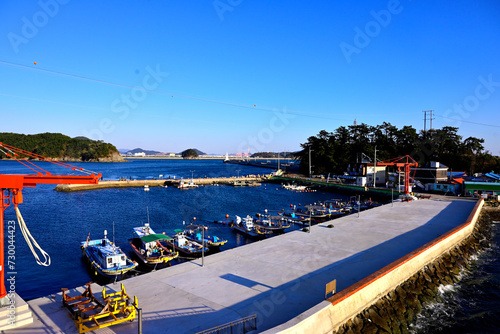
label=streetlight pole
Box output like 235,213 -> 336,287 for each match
190,170 -> 195,181
357,195 -> 361,218
201,226 -> 205,267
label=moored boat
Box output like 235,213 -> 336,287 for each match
231,215 -> 272,238
254,213 -> 291,233
184,224 -> 228,250
81,230 -> 138,278
176,179 -> 198,189
164,230 -> 209,257
129,223 -> 178,268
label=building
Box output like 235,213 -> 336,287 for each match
411,161 -> 448,183
347,163 -> 387,187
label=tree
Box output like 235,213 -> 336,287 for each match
294,124 -> 496,176
0,132 -> 119,161
181,148 -> 199,159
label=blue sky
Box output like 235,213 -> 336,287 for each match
1,1 -> 499,155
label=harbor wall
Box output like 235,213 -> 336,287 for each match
54,176 -> 267,191
271,198 -> 484,334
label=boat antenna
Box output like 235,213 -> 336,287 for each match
147,206 -> 150,225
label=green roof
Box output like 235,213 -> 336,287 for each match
464,181 -> 500,191
140,234 -> 172,243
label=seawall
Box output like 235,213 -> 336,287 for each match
269,198 -> 485,333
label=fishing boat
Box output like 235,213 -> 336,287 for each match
129,223 -> 178,268
254,213 -> 291,233
184,224 -> 228,250
280,211 -> 311,225
231,215 -> 272,238
164,230 -> 208,257
81,230 -> 137,278
176,179 -> 198,189
282,184 -> 308,191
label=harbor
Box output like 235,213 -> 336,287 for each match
7,196 -> 480,333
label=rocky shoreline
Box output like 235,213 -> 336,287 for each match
334,204 -> 500,334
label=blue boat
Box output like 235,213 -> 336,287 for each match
81,230 -> 138,278
165,230 -> 209,257
184,224 -> 228,250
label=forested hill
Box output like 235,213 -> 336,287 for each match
295,123 -> 500,176
0,132 -> 123,162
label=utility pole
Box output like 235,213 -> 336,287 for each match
308,147 -> 313,178
423,110 -> 427,132
373,146 -> 377,188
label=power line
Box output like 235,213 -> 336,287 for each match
0,59 -> 348,121
434,113 -> 500,128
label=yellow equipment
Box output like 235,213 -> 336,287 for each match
61,282 -> 138,333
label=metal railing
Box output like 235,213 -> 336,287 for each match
196,314 -> 257,334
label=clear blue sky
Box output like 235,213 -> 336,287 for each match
1,1 -> 499,155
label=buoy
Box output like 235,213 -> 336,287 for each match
225,214 -> 229,219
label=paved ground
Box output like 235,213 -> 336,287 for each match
6,198 -> 477,334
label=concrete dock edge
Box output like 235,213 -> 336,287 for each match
268,198 -> 485,334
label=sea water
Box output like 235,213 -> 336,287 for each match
0,158 -> 350,300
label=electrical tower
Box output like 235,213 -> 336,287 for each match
422,110 -> 434,131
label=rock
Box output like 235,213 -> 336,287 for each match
443,275 -> 454,285
422,271 -> 433,283
363,320 -> 380,334
406,292 -> 422,313
368,308 -> 392,333
351,315 -> 364,333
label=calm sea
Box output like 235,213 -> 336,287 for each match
1,159 -> 498,333
1,158 -> 350,300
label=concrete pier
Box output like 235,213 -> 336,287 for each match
8,198 -> 478,333
55,176 -> 266,191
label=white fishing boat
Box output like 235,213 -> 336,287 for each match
81,230 -> 137,278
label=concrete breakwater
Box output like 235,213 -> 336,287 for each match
272,199 -> 485,334
54,175 -> 267,191
334,204 -> 498,334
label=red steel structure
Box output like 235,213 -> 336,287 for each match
0,142 -> 101,298
377,155 -> 418,194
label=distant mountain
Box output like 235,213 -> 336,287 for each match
118,148 -> 131,154
178,148 -> 206,156
125,148 -> 163,155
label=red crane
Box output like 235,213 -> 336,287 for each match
376,155 -> 418,195
0,142 -> 101,298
